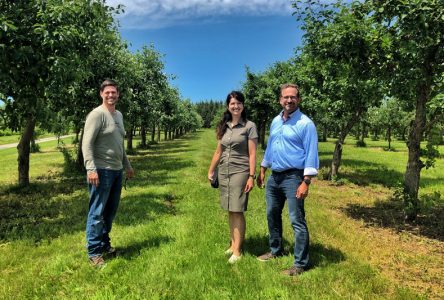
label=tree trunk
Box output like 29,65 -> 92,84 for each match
330,138 -> 344,179
151,123 -> 155,143
127,125 -> 134,150
141,126 -> 146,147
403,83 -> 428,221
164,127 -> 167,140
17,116 -> 36,187
259,121 -> 266,150
76,128 -> 85,171
360,123 -> 366,143
73,127 -> 81,144
157,125 -> 161,142
321,124 -> 328,142
330,116 -> 359,179
387,126 -> 392,150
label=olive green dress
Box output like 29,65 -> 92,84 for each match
218,120 -> 258,212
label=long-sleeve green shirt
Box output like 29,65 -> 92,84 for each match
82,105 -> 131,172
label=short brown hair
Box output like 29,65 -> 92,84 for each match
100,79 -> 119,92
280,83 -> 300,98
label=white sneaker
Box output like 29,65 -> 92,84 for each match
224,248 -> 233,256
228,254 -> 242,264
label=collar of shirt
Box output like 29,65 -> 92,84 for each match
280,108 -> 300,122
226,119 -> 246,128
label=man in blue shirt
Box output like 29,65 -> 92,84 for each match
257,83 -> 319,276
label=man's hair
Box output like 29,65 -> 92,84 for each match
280,83 -> 300,98
100,79 -> 119,92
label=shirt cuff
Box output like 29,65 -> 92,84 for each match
303,167 -> 318,176
261,159 -> 271,168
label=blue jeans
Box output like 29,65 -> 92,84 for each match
266,169 -> 309,268
86,169 -> 123,257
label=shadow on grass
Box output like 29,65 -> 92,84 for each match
0,135 -> 194,243
243,235 -> 345,268
116,192 -> 180,226
318,157 -> 404,188
115,235 -> 174,259
243,234 -> 269,256
0,179 -> 87,242
343,198 -> 444,242
309,242 -> 345,268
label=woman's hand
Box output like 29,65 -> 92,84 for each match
208,169 -> 215,182
244,177 -> 254,193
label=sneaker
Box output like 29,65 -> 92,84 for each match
228,254 -> 242,264
257,252 -> 278,262
282,266 -> 306,276
89,255 -> 105,267
104,246 -> 117,257
224,248 -> 233,256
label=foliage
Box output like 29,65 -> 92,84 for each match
370,0 -> 444,220
367,97 -> 412,149
195,100 -> 224,128
242,62 -> 296,148
289,0 -> 444,219
0,1 -> 200,186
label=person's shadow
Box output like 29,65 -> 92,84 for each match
243,234 -> 345,269
110,235 -> 174,260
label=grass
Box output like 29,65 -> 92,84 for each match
0,129 -> 442,299
318,137 -> 444,195
0,132 -> 58,145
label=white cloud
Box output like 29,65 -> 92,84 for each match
106,0 -> 295,29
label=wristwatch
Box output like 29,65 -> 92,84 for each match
249,174 -> 256,179
303,178 -> 311,185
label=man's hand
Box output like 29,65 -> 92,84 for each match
257,167 -> 267,189
87,171 -> 99,187
126,168 -> 135,179
296,181 -> 309,199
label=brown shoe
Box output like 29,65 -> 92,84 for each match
89,255 -> 105,267
282,266 -> 305,276
257,252 -> 278,262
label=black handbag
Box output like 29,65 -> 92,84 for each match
211,172 -> 219,188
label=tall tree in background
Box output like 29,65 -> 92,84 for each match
195,100 -> 224,128
243,62 -> 297,149
294,1 -> 384,178
371,0 -> 444,220
367,98 -> 412,150
0,0 -> 121,186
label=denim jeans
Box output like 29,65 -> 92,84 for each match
265,169 -> 309,268
86,169 -> 123,257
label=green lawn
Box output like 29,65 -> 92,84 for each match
0,130 -> 442,299
318,137 -> 444,195
0,132 -> 59,145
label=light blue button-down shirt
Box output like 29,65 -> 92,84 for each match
261,109 -> 319,176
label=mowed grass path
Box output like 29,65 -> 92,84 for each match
0,130 -> 442,299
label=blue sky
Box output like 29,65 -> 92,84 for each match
108,0 -> 304,102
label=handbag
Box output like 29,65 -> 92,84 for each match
211,171 -> 219,188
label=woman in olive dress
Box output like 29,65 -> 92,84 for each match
208,91 -> 258,264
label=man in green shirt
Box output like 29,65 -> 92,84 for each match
82,79 -> 134,267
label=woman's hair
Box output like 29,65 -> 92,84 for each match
216,91 -> 247,140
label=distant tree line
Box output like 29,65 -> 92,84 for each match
0,1 -> 202,188
194,100 -> 224,128
240,0 -> 444,221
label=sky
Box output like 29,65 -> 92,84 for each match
107,0 -> 305,103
